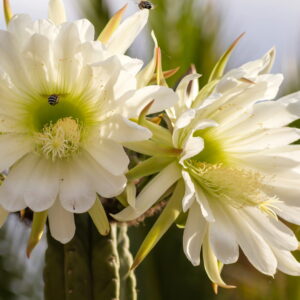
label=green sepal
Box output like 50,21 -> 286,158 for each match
116,192 -> 128,207
176,211 -> 188,229
208,33 -> 245,83
97,4 -> 128,43
192,79 -> 219,108
137,101 -> 173,146
88,196 -> 110,236
140,119 -> 173,146
3,0 -> 13,25
126,182 -> 136,208
127,156 -> 176,181
124,140 -> 181,157
27,211 -> 48,257
131,179 -> 184,269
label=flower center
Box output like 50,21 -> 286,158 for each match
30,94 -> 89,131
35,117 -> 81,161
186,160 -> 278,215
192,129 -> 228,164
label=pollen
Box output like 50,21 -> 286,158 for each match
35,117 -> 81,161
186,160 -> 278,213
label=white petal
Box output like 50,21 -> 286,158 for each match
174,109 -> 195,130
7,14 -> 34,44
222,48 -> 276,82
0,205 -> 8,228
48,200 -> 75,244
180,137 -> 204,164
0,154 -> 40,211
227,128 -> 300,152
116,54 -> 144,76
280,91 -> 300,117
209,204 -> 239,264
212,75 -> 283,129
79,151 -> 126,199
112,69 -> 137,100
48,0 -> 67,25
121,85 -> 179,118
183,202 -> 207,266
273,203 -> 300,225
224,99 -> 300,138
0,31 -> 30,89
59,157 -> 96,213
194,184 -> 215,222
175,74 -> 201,113
172,109 -> 195,147
112,162 -> 181,221
0,134 -> 33,172
24,158 -> 60,211
100,114 -> 152,143
23,33 -> 55,89
106,10 -> 149,55
244,207 -> 298,251
236,152 -> 298,174
84,138 -> 129,176
181,171 -> 195,212
230,208 -> 277,275
272,248 -> 300,276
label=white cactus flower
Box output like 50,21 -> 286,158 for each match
0,0 -> 178,245
113,49 -> 300,287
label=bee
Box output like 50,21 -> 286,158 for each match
138,1 -> 154,10
48,94 -> 60,106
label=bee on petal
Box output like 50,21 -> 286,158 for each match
137,1 -> 154,10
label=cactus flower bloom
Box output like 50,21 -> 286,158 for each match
0,0 -> 177,246
114,49 -> 300,288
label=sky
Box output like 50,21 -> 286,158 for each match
1,0 -> 300,83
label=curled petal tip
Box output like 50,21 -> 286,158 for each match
213,282 -> 236,294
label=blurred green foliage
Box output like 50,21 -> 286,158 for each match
149,0 -> 219,87
78,0 -> 109,36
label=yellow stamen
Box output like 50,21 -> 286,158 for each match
35,117 -> 81,161
187,161 -> 277,213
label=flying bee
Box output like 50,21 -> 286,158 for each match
137,1 -> 154,10
48,94 -> 60,106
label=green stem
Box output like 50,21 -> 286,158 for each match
44,214 -> 137,300
117,225 -> 137,300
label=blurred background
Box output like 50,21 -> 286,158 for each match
1,0 -> 300,299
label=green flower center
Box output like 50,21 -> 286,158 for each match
182,129 -> 278,215
28,94 -> 93,132
192,129 -> 227,164
24,92 -> 98,160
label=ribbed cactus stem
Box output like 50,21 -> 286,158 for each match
117,225 -> 137,300
44,214 -> 137,300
